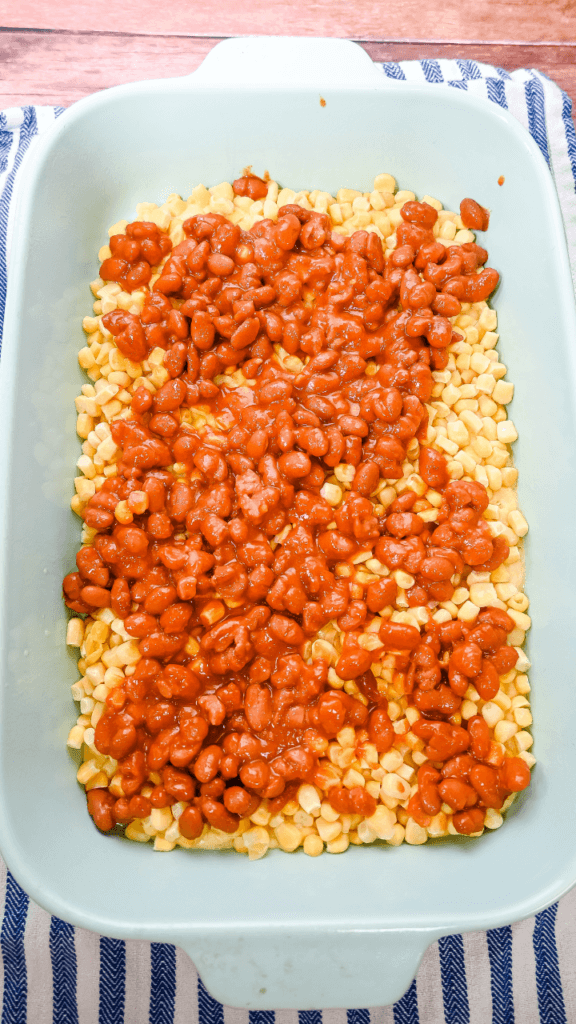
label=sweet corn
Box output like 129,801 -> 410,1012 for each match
316,819 -> 342,843
298,784 -> 322,816
405,819 -> 428,845
66,618 -> 85,646
150,807 -> 173,832
494,720 -> 518,744
381,773 -> 411,802
365,805 -> 396,840
275,822 -> 302,852
482,702 -> 505,728
303,834 -> 324,857
327,834 -> 350,854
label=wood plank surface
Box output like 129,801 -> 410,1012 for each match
2,33 -> 575,110
3,0 -> 576,43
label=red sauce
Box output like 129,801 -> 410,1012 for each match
64,195 -> 531,837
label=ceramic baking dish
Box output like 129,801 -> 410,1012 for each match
1,35 -> 575,1010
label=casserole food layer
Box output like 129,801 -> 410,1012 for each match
0,36 -> 575,1009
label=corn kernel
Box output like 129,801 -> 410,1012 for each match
316,818 -> 342,843
303,833 -> 324,857
365,805 -> 396,840
275,822 -> 302,852
327,834 -> 350,854
380,773 -> 411,801
482,702 -> 505,728
405,819 -> 428,845
494,720 -> 518,744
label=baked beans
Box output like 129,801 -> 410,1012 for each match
66,172 -> 533,857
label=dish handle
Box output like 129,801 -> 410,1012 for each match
178,928 -> 434,1010
190,36 -> 385,90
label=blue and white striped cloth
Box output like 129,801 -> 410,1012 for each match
1,59 -> 575,1023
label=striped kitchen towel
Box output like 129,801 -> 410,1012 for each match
0,60 -> 575,1023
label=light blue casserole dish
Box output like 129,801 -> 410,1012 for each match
0,36 -> 575,1010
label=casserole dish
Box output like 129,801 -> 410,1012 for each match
0,35 -> 575,1010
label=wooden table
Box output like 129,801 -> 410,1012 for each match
2,0 -> 575,109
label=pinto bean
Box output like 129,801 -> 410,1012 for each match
366,577 -> 397,612
81,585 -> 111,608
419,556 -> 455,581
87,790 -> 116,833
379,621 -> 421,650
317,530 -> 356,560
438,778 -> 478,812
335,645 -> 372,680
200,797 -> 240,833
124,612 -> 157,638
269,615 -> 305,647
139,632 -> 188,658
153,378 -> 187,412
453,808 -> 485,835
368,708 -> 394,753
244,682 -> 273,731
460,197 -> 490,231
401,201 -> 438,229
353,461 -> 380,496
278,451 -> 312,479
336,415 -> 369,437
239,759 -> 271,789
499,757 -> 531,793
385,512 -> 424,538
193,745 -> 223,783
419,446 -> 448,488
178,805 -> 204,839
